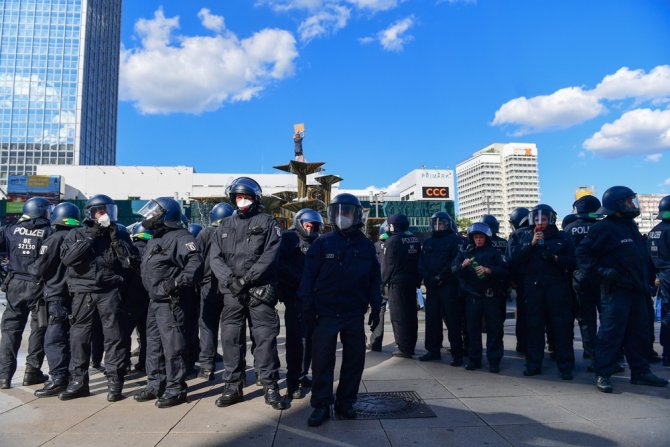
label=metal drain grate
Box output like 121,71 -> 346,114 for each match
343,391 -> 437,420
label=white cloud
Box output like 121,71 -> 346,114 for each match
492,87 -> 604,135
583,108 -> 670,156
347,0 -> 401,12
197,8 -> 225,33
376,16 -> 415,52
298,5 -> 351,42
593,65 -> 670,102
119,8 -> 298,115
645,153 -> 663,163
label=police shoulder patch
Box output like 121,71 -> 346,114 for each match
185,242 -> 197,252
39,245 -> 48,255
275,226 -> 282,237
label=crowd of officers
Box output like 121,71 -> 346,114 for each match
0,178 -> 668,427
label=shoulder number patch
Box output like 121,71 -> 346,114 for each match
185,242 -> 197,252
39,245 -> 48,255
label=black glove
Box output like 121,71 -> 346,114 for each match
48,301 -> 69,324
84,224 -> 101,239
162,279 -> 178,296
368,311 -> 380,331
229,277 -> 247,296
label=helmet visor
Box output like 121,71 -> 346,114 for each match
327,203 -> 360,230
618,195 -> 640,214
431,217 -> 449,232
137,200 -> 165,220
86,203 -> 118,222
531,209 -> 556,228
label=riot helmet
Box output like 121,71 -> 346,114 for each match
327,193 -> 363,231
131,222 -> 153,241
561,214 -> 578,230
597,186 -> 640,218
572,195 -> 601,219
50,202 -> 81,228
226,177 -> 262,215
210,202 -> 234,226
138,197 -> 183,230
657,195 -> 670,220
529,204 -> 557,229
478,214 -> 500,236
85,194 -> 117,226
509,207 -> 530,231
294,208 -> 324,239
430,211 -> 453,233
22,197 -> 52,220
387,213 -> 409,234
188,223 -> 203,238
467,222 -> 492,247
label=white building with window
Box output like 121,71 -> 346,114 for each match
456,143 -> 540,235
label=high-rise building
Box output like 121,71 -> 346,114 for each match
0,0 -> 121,193
456,143 -> 540,235
636,193 -> 665,235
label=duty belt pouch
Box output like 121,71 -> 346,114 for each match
248,284 -> 277,307
0,271 -> 14,293
36,298 -> 48,329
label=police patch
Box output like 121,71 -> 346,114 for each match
275,226 -> 281,237
185,242 -> 197,251
39,245 -> 48,255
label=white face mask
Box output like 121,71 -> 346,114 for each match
236,198 -> 253,209
97,213 -> 111,228
336,215 -> 353,230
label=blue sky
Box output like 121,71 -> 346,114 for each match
116,0 -> 670,217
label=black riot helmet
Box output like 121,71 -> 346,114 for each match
85,194 -> 118,222
327,193 -> 363,231
138,197 -> 183,229
131,222 -> 154,241
188,223 -> 203,238
657,195 -> 670,221
430,211 -> 454,233
387,213 -> 410,234
561,214 -> 578,230
210,202 -> 234,226
529,204 -> 557,228
227,177 -> 262,215
22,197 -> 52,220
478,214 -> 500,236
467,222 -> 492,245
509,207 -> 530,231
294,208 -> 324,239
597,186 -> 640,218
50,202 -> 81,228
572,195 -> 601,219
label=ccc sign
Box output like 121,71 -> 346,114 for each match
422,187 -> 449,198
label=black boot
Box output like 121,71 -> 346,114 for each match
106,376 -> 124,402
134,387 -> 159,402
156,391 -> 187,408
264,382 -> 288,410
215,382 -> 244,407
23,366 -> 48,386
596,375 -> 613,393
35,377 -> 68,398
308,406 -> 330,427
0,378 -> 10,389
630,372 -> 669,387
58,376 -> 90,401
335,401 -> 357,419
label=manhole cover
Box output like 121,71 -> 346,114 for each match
344,391 -> 436,420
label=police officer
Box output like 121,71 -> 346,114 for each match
196,202 -> 234,380
299,193 -> 381,427
367,223 -> 389,352
210,177 -> 285,409
577,186 -> 668,392
564,195 -> 601,369
507,207 -> 530,354
479,215 -> 508,256
453,223 -> 507,372
182,222 -> 203,376
382,213 -> 421,358
0,197 -> 53,389
649,195 -> 670,366
418,211 -> 464,363
134,197 -> 202,408
278,208 -> 322,399
30,203 -> 80,397
58,195 -> 135,401
127,223 -> 153,372
509,204 -> 576,380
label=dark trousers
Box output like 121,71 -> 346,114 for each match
44,299 -> 71,380
181,289 -> 200,373
465,295 -> 505,364
0,279 -> 45,379
220,292 -> 280,385
145,301 -> 187,396
524,281 -> 575,373
91,312 -> 104,365
198,281 -> 223,370
284,298 -> 312,389
424,283 -> 454,354
574,281 -> 600,359
69,289 -> 126,380
660,294 -> 670,357
595,287 -> 651,377
121,292 -> 149,368
514,285 -> 527,352
367,301 -> 387,350
388,283 -> 418,355
446,286 -> 466,360
310,314 -> 365,409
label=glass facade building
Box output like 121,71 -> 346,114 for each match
0,0 -> 121,191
